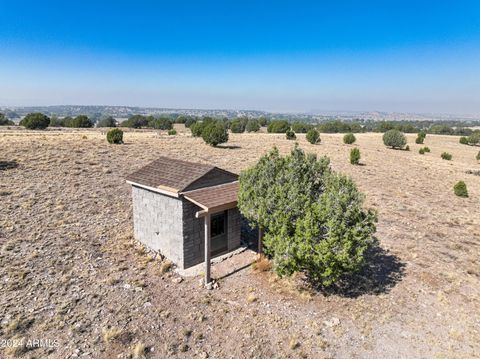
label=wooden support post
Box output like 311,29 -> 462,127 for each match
258,226 -> 264,255
204,213 -> 211,286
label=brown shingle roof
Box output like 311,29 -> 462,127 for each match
182,181 -> 239,212
126,157 -> 237,194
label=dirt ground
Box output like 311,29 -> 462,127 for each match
0,126 -> 479,359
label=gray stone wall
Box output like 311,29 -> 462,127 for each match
227,208 -> 241,251
182,199 -> 205,269
131,186 -> 184,266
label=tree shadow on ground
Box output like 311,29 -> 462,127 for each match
216,145 -> 242,149
312,246 -> 406,298
0,160 -> 18,171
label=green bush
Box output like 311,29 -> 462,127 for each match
350,148 -> 361,164
423,146 -> 431,152
419,148 -> 425,154
343,133 -> 356,144
185,117 -> 196,128
306,129 -> 320,144
168,129 -> 177,135
149,117 -> 173,130
238,146 -> 377,287
267,120 -> 290,133
201,122 -> 228,146
476,151 -> 480,161
257,116 -> 268,127
106,128 -> 123,144
453,181 -> 468,197
20,113 -> 50,129
96,116 -> 117,127
190,121 -> 207,137
291,122 -> 313,133
405,145 -> 410,151
467,132 -> 480,146
459,136 -> 469,145
383,129 -> 407,149
230,120 -> 246,133
441,152 -> 452,160
0,113 -> 15,126
120,115 -> 148,128
415,130 -> 426,144
285,130 -> 296,140
64,115 -> 94,128
245,119 -> 260,132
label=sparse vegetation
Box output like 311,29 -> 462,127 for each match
383,129 -> 407,149
168,129 -> 177,135
423,146 -> 430,152
0,113 -> 15,126
459,136 -> 468,145
19,112 -> 50,129
133,342 -> 147,359
106,128 -> 124,144
343,133 -> 356,144
102,327 -> 123,343
477,151 -> 480,161
441,152 -> 452,160
96,116 -> 117,127
350,148 -> 361,164
415,131 -> 426,144
419,148 -> 425,154
64,115 -> 94,128
245,119 -> 260,132
453,181 -> 468,197
306,128 -> 320,144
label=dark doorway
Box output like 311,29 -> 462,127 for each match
211,211 -> 228,257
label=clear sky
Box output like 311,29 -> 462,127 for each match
1,0 -> 480,114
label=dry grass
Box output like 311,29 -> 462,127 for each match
102,327 -> 123,343
0,127 -> 479,358
251,255 -> 272,272
132,342 -> 147,359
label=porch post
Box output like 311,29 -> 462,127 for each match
258,226 -> 264,255
204,213 -> 211,286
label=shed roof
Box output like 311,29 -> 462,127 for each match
126,156 -> 238,196
182,181 -> 239,213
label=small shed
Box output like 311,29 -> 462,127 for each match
126,157 -> 243,284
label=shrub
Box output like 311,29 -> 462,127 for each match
415,130 -> 426,144
184,117 -> 196,128
467,132 -> 480,146
257,116 -> 268,126
267,120 -> 290,133
285,130 -> 296,140
149,117 -> 173,130
306,129 -> 320,144
419,148 -> 425,154
96,116 -> 117,128
383,129 -> 407,149
168,129 -> 177,136
0,113 -> 15,126
350,148 -> 360,165
453,181 -> 468,197
201,122 -> 228,146
476,151 -> 480,161
291,122 -> 313,133
460,136 -> 469,145
64,115 -> 94,128
238,146 -> 377,287
423,146 -> 431,152
49,116 -> 65,127
343,133 -> 356,144
190,121 -> 207,137
230,120 -> 246,133
106,128 -> 123,144
120,115 -> 148,128
19,113 -> 50,129
405,145 -> 410,151
441,152 -> 452,160
245,119 -> 260,132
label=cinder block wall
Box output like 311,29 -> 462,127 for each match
182,202 -> 242,269
131,186 -> 184,266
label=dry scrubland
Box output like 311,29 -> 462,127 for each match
0,125 -> 479,359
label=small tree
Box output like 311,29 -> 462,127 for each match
230,120 -> 246,133
467,132 -> 480,146
238,146 -> 377,287
20,113 -> 50,130
383,129 -> 407,149
190,121 -> 207,137
267,120 -> 290,133
106,128 -> 123,144
97,116 -> 117,128
201,122 -> 228,146
306,129 -> 320,144
441,152 -> 452,160
350,148 -> 361,164
245,119 -> 260,133
0,113 -> 15,126
343,133 -> 356,144
459,136 -> 469,145
285,130 -> 296,140
453,181 -> 468,197
415,131 -> 426,144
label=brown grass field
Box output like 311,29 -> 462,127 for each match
0,125 -> 479,358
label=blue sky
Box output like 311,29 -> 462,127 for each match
1,1 -> 480,114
